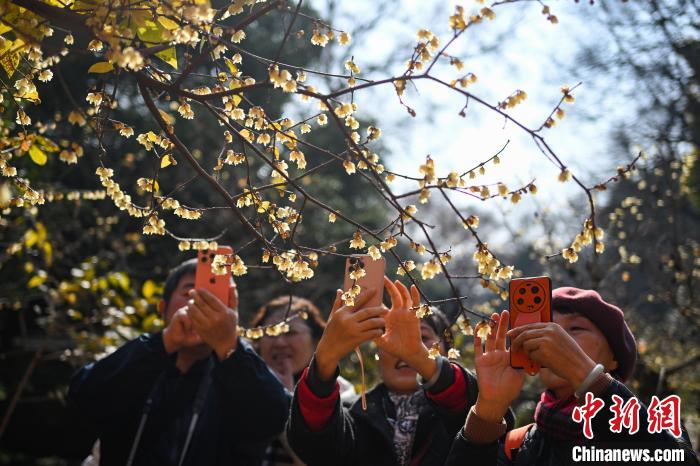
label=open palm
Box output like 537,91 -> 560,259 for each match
474,311 -> 525,407
376,277 -> 425,361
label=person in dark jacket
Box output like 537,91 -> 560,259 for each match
446,286 -> 699,466
68,258 -> 289,466
286,277 -> 487,466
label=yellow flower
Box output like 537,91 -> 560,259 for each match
415,305 -> 432,318
311,30 -> 329,47
343,160 -> 356,175
475,320 -> 492,339
345,60 -> 360,74
457,317 -> 473,336
349,231 -> 366,249
428,342 -> 440,360
290,150 -> 306,169
421,260 -> 441,280
367,245 -> 381,261
558,168 -> 571,182
349,265 -> 366,281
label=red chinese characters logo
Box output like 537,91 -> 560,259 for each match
572,394 -> 682,439
647,395 -> 682,438
572,392 -> 605,440
609,395 -> 641,435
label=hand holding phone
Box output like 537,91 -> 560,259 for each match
509,276 -> 552,375
195,246 -> 233,306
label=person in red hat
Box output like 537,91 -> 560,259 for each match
445,286 -> 698,465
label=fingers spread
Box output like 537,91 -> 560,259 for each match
473,332 -> 483,358
495,310 -> 509,351
484,314 -> 499,352
383,276 -> 402,309
395,280 -> 412,310
410,285 -> 420,308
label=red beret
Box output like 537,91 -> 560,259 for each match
552,287 -> 637,382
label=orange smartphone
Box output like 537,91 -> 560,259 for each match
509,276 -> 552,374
195,246 -> 233,305
343,254 -> 386,308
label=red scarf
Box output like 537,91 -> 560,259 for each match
533,390 -> 585,443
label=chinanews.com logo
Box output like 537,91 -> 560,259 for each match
569,393 -> 689,464
572,393 -> 682,439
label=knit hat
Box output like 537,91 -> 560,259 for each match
552,287 -> 637,382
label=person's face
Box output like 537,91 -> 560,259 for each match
378,322 -> 445,394
539,311 -> 618,391
160,273 -> 196,324
258,310 -> 316,376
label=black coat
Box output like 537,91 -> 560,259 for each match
286,364 -> 480,466
445,379 -> 699,466
68,332 -> 290,466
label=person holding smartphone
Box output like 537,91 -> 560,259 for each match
286,277 -> 497,466
445,287 -> 698,466
250,295 -> 356,466
68,258 -> 289,466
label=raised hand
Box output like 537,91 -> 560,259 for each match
314,288 -> 387,381
163,307 -> 203,354
508,321 -> 596,389
377,277 -> 438,381
186,288 -> 239,360
377,279 -> 421,357
472,311 -> 525,423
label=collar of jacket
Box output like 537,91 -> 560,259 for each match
348,384 -> 439,461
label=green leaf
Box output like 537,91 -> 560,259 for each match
157,16 -> 179,30
36,135 -> 59,152
161,154 -> 174,168
88,61 -> 114,73
142,279 -> 157,299
28,145 -> 47,165
109,272 -> 130,291
27,274 -> 46,288
24,229 -> 38,248
158,109 -> 174,125
142,314 -> 163,332
0,38 -> 23,78
156,47 -> 178,69
225,58 -> 238,76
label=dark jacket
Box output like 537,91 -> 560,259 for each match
445,378 -> 699,466
68,332 -> 290,466
286,362 -> 483,466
